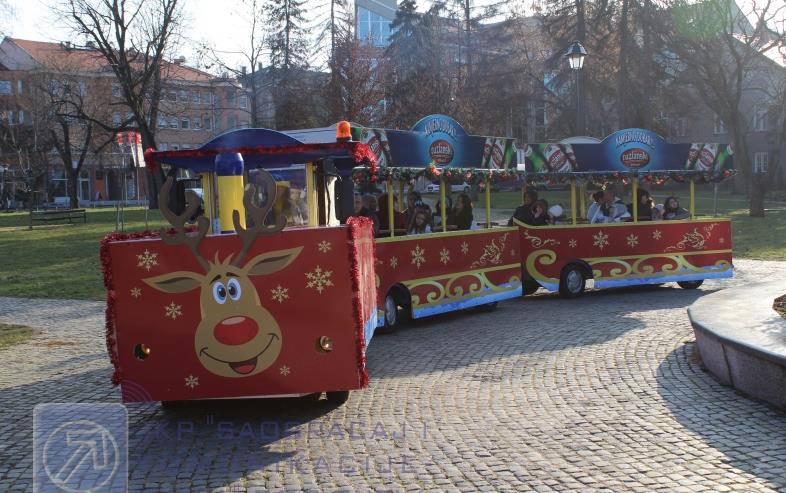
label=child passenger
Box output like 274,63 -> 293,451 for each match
408,210 -> 432,235
662,196 -> 690,220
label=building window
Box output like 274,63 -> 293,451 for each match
16,80 -> 22,94
0,81 -> 11,95
227,115 -> 236,129
226,90 -> 236,107
168,90 -> 177,102
181,117 -> 190,129
357,6 -> 392,47
754,103 -> 768,131
192,91 -> 200,104
713,114 -> 726,134
181,143 -> 191,150
203,116 -> 212,130
112,84 -> 121,98
17,110 -> 25,124
159,143 -> 168,151
158,116 -> 167,129
192,117 -> 202,130
170,143 -> 179,151
125,112 -> 136,127
6,110 -> 16,125
170,116 -> 179,129
204,92 -> 211,105
239,95 -> 248,109
113,113 -> 122,126
754,152 -> 768,173
179,89 -> 188,102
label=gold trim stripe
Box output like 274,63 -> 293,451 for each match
512,217 -> 731,230
376,226 -> 518,243
399,263 -> 521,286
583,249 -> 732,263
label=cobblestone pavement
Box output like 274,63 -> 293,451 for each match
2,259 -> 786,492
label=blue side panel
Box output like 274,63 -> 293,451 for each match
364,310 -> 378,347
411,284 -> 522,319
594,268 -> 732,290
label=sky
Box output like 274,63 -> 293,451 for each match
3,0 -> 783,74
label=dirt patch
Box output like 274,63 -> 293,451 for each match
43,340 -> 76,347
773,294 -> 786,320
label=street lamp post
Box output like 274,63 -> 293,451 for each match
564,41 -> 587,135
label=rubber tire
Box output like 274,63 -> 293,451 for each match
523,280 -> 540,296
326,390 -> 350,405
559,264 -> 586,298
378,294 -> 401,334
677,280 -> 704,289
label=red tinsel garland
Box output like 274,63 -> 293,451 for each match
144,142 -> 377,172
346,216 -> 374,388
100,229 -> 162,385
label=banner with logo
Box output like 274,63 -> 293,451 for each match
352,115 -> 517,169
519,128 -> 733,174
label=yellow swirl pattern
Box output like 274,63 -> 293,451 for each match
404,264 -> 521,308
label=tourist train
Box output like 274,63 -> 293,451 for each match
101,115 -> 734,404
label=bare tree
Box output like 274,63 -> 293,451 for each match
57,0 -> 184,207
665,0 -> 786,216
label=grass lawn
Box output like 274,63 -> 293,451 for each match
0,188 -> 784,301
0,323 -> 36,349
0,207 -> 167,300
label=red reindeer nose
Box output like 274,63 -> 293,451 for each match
214,316 -> 259,345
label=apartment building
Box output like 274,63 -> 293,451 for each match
0,37 -> 252,205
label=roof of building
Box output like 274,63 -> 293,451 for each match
4,37 -> 215,82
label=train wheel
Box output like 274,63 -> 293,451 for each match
523,280 -> 540,296
326,390 -> 350,405
677,280 -> 704,289
381,294 -> 400,333
559,264 -> 586,298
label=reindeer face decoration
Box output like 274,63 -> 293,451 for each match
144,170 -> 300,378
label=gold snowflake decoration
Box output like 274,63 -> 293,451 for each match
306,266 -> 334,293
317,240 -> 332,253
279,365 -> 291,376
569,239 -> 577,248
130,287 -> 141,298
510,249 -> 516,257
652,230 -> 662,240
460,242 -> 469,255
439,247 -> 450,265
593,230 -> 609,250
136,249 -> 158,271
626,234 -> 639,248
411,245 -> 426,268
390,256 -> 398,268
719,237 -> 725,244
184,375 -> 199,389
271,285 -> 289,303
165,302 -> 182,320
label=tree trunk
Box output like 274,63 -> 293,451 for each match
749,177 -> 765,217
67,168 -> 79,208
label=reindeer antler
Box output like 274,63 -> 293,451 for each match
158,176 -> 210,272
232,168 -> 286,267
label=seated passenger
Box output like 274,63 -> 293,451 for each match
628,189 -> 657,221
602,189 -> 631,222
452,193 -> 474,230
508,189 -> 538,226
548,204 -> 566,224
662,196 -> 690,220
408,210 -> 432,235
433,192 -> 454,228
528,199 -> 551,226
356,194 -> 380,234
378,193 -> 407,231
587,190 -> 608,223
405,191 -> 422,225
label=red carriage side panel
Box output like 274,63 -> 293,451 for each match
374,228 -> 522,323
101,224 -> 374,403
516,219 -> 733,290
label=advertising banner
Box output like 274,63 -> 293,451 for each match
353,115 -> 517,169
519,128 -> 733,174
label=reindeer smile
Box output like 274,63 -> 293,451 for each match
199,333 -> 280,375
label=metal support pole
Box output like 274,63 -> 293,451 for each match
713,182 -> 718,217
387,179 -> 394,238
632,177 -> 638,223
440,178 -> 447,233
485,179 -> 491,228
579,182 -> 586,220
570,179 -> 577,224
575,69 -> 581,135
397,182 -> 404,212
690,179 -> 696,219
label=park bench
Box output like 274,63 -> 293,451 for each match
30,208 -> 87,226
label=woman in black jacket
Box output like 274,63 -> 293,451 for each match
452,193 -> 474,230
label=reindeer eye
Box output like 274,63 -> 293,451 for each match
212,281 -> 227,304
227,278 -> 242,301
